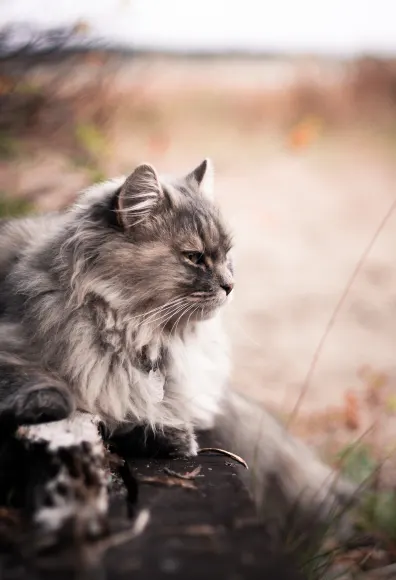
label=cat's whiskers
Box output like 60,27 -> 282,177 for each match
164,304 -> 198,352
185,305 -> 199,329
132,297 -> 186,322
138,299 -> 187,328
152,307 -> 187,336
170,303 -> 196,336
145,302 -> 188,331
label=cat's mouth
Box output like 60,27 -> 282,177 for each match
187,292 -> 229,319
158,291 -> 229,331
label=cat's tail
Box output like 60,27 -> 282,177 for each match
213,390 -> 357,531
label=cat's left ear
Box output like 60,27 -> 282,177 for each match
187,158 -> 214,200
117,163 -> 162,228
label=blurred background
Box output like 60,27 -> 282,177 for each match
2,0 -> 396,463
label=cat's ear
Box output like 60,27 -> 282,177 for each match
117,163 -> 162,227
187,158 -> 214,200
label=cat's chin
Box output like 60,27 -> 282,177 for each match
192,308 -> 217,322
190,299 -> 227,322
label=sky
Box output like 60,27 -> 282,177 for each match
1,0 -> 396,56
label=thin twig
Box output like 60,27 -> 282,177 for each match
287,198 -> 396,428
163,466 -> 202,480
91,509 -> 150,554
198,447 -> 248,469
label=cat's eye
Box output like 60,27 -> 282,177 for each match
184,252 -> 205,266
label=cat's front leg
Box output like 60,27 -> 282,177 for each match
108,423 -> 198,459
0,357 -> 74,432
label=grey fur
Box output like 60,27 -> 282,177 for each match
0,160 -> 233,455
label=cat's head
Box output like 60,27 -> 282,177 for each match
73,159 -> 234,330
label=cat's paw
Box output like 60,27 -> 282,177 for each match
167,429 -> 198,458
107,424 -> 198,459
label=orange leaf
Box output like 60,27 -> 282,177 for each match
344,391 -> 360,431
0,76 -> 14,95
364,370 -> 387,406
370,371 -> 388,391
287,116 -> 322,151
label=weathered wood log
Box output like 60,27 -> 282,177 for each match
0,412 -> 109,546
0,396 -> 358,580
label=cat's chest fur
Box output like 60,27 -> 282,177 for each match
71,300 -> 229,431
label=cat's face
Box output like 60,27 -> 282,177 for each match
108,159 -> 234,328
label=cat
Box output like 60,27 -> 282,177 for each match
0,160 -> 357,552
0,159 -> 234,456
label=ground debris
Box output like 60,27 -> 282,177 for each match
233,516 -> 262,530
90,509 -> 150,557
107,452 -> 125,469
360,563 -> 396,579
163,466 -> 202,480
324,537 -> 395,579
0,508 -> 20,526
184,524 -> 219,536
138,475 -> 197,490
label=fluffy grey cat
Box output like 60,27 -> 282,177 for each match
0,159 -> 356,540
0,159 -> 233,456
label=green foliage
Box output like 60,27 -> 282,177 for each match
75,122 -> 107,159
0,134 -> 18,160
338,443 -> 396,543
359,490 -> 396,541
87,167 -> 107,184
0,193 -> 33,218
73,123 -> 107,184
337,443 -> 377,484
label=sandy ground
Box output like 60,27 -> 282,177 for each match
218,135 -> 396,448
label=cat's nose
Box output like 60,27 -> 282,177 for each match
221,282 -> 234,296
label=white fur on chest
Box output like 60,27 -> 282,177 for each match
166,316 -> 230,429
71,312 -> 229,430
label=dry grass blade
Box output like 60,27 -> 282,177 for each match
184,524 -> 218,536
163,466 -> 202,480
287,198 -> 396,428
198,447 -> 248,469
360,563 -> 396,579
107,452 -> 125,469
138,475 -> 197,490
0,508 -> 19,525
90,509 -> 150,556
